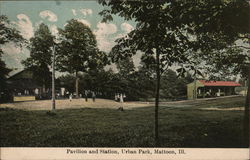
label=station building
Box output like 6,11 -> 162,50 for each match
187,80 -> 241,100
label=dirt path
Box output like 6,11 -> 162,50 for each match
0,95 -> 244,111
0,98 -> 151,111
201,107 -> 244,111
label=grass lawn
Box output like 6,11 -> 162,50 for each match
0,96 -> 247,147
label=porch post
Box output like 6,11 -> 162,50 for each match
202,87 -> 205,98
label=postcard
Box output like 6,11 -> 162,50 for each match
0,0 -> 249,160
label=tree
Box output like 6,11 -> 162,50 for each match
0,52 -> 12,91
99,0 -> 250,146
86,68 -> 118,98
115,57 -> 136,98
116,57 -> 135,77
22,23 -> 54,93
135,63 -> 156,100
192,1 -> 249,147
175,0 -> 250,146
0,15 -> 24,47
57,19 -> 108,98
99,0 -> 192,145
58,74 -> 77,94
0,15 -> 24,91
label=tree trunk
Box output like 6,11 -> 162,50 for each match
51,46 -> 55,110
75,71 -> 79,98
244,65 -> 250,147
155,48 -> 161,146
194,69 -> 197,100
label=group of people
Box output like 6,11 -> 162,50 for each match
84,90 -> 96,102
115,93 -> 126,111
68,92 -> 126,111
68,90 -> 96,102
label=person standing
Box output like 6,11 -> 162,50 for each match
69,93 -> 72,102
92,91 -> 96,102
115,93 -> 118,101
84,90 -> 88,102
118,93 -> 124,111
66,91 -> 69,99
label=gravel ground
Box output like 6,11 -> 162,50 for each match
0,98 -> 151,111
0,95 -> 244,111
201,107 -> 244,111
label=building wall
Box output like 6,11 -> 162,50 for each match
235,87 -> 248,96
187,80 -> 204,100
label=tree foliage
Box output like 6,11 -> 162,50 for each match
183,0 -> 249,77
0,15 -> 24,48
161,69 -> 193,100
57,19 -> 109,97
0,15 -> 24,91
57,19 -> 107,73
22,23 -> 54,90
58,67 -> 191,101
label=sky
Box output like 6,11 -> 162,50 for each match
0,0 -> 139,74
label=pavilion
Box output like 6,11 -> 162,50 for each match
6,69 -> 43,102
187,80 -> 241,100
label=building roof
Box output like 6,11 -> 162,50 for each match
7,79 -> 41,89
199,80 -> 241,87
6,69 -> 42,90
8,69 -> 33,80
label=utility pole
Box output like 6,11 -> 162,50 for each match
52,44 -> 56,110
194,67 -> 197,100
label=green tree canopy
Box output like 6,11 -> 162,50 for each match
116,57 -> 135,77
57,19 -> 108,97
0,15 -> 24,91
22,23 -> 54,91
